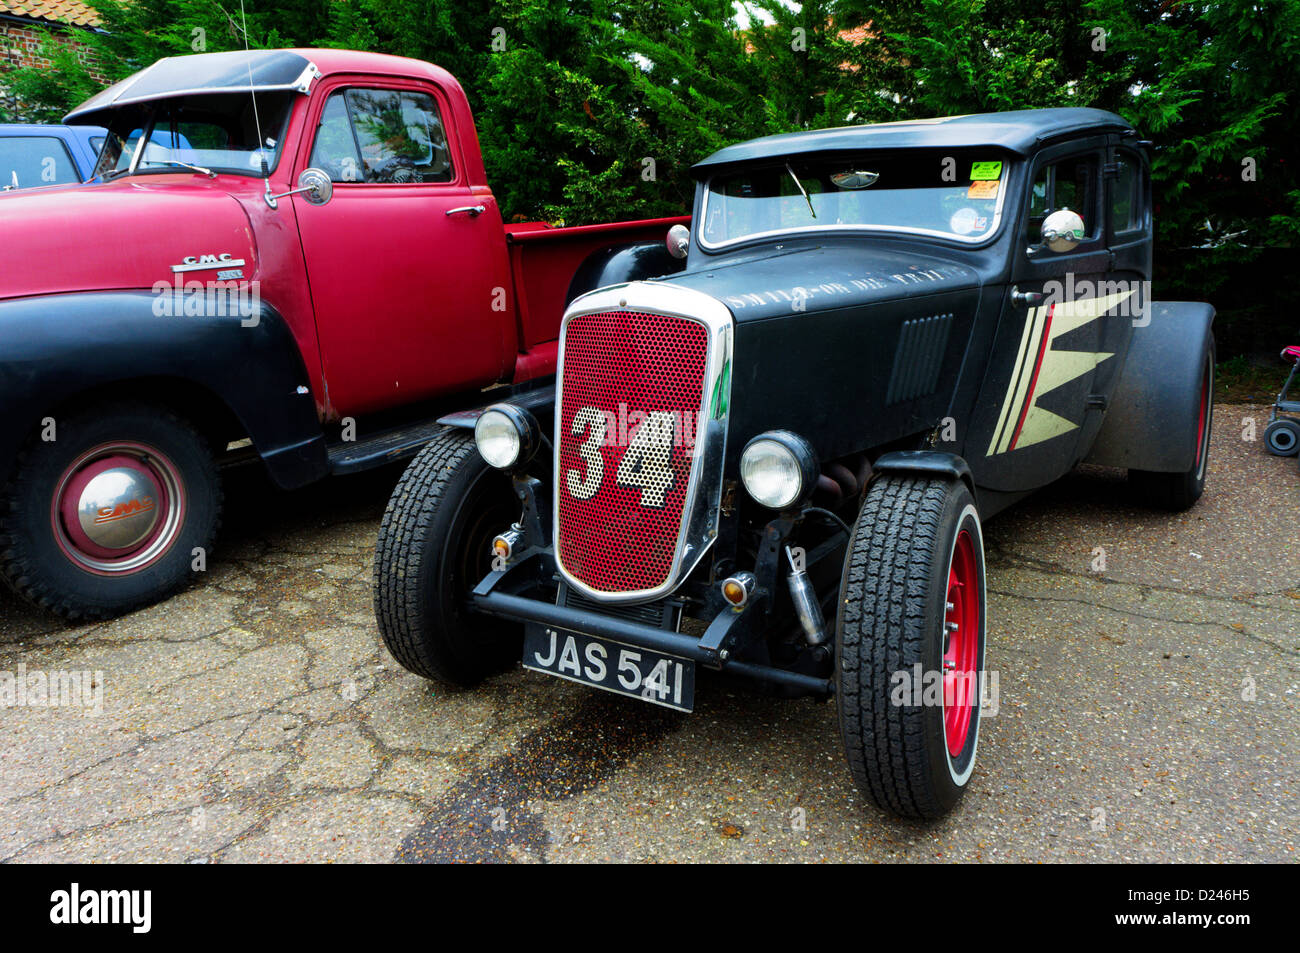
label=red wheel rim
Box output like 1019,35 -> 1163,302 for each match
50,441 -> 186,576
1194,361 -> 1212,476
942,528 -> 980,756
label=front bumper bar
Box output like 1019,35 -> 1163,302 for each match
472,588 -> 834,697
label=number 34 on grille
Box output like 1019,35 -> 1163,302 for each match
566,407 -> 678,508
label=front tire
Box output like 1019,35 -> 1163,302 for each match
835,475 -> 987,820
0,401 -> 221,620
373,428 -> 523,686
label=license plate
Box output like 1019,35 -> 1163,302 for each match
522,624 -> 695,712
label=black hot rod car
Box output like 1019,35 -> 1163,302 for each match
373,109 -> 1214,819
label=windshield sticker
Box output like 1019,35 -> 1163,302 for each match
970,160 -> 1003,181
949,208 -> 980,235
967,179 -> 1000,199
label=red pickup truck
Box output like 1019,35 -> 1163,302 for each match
0,48 -> 686,619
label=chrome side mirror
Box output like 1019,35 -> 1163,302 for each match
1039,208 -> 1085,253
666,223 -> 690,260
296,168 -> 333,206
264,167 -> 333,209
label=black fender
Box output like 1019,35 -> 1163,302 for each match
436,379 -> 557,433
0,291 -> 327,489
872,450 -> 976,500
1084,301 -> 1215,472
565,240 -> 686,305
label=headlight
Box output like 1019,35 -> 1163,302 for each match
474,404 -> 540,470
739,431 -> 818,509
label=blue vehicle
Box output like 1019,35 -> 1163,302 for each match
0,123 -> 107,190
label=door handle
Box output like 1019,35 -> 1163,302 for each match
1010,286 -> 1045,308
446,205 -> 486,218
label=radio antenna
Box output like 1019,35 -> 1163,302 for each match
239,0 -> 275,208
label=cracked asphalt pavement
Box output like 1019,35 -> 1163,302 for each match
1,404 -> 1294,863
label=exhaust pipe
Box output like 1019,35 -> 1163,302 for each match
785,546 -> 827,646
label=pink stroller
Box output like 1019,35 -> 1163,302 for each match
1264,345 -> 1300,456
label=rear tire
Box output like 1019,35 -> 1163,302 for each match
835,474 -> 987,820
1263,418 -> 1300,457
1129,345 -> 1214,510
0,401 -> 221,620
373,428 -> 522,686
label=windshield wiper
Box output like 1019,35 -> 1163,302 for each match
141,158 -> 216,177
786,163 -> 816,220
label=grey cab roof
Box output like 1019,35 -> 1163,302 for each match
692,108 -> 1134,175
65,50 -> 318,126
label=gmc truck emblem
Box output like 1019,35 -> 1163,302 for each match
171,253 -> 247,274
94,497 -> 156,524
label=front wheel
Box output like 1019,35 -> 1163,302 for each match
835,474 -> 987,820
0,402 -> 221,619
373,428 -> 523,686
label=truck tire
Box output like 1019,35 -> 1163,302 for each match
835,475 -> 987,819
1129,349 -> 1214,510
374,428 -> 522,685
0,401 -> 221,620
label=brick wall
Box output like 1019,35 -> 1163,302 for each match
0,17 -> 107,118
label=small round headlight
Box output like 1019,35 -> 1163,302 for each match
474,404 -> 539,470
739,431 -> 818,510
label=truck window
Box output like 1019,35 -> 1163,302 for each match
309,88 -> 454,184
0,136 -> 79,187
1029,154 -> 1099,238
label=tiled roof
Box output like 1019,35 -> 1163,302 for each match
1,1 -> 102,29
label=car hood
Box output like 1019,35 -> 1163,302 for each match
659,242 -> 982,321
0,178 -> 259,301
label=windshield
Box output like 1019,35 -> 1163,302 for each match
700,149 -> 1012,247
93,91 -> 295,179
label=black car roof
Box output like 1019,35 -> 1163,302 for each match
692,108 -> 1134,175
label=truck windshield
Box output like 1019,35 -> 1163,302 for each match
94,91 -> 295,179
700,149 -> 1012,248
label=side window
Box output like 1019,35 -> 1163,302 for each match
309,92 -> 363,182
0,136 -> 79,187
1029,154 -> 1100,239
1110,153 -> 1144,236
309,88 -> 454,184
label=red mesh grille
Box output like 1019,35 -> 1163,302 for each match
556,310 -> 709,594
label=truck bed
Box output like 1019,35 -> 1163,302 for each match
504,215 -> 690,381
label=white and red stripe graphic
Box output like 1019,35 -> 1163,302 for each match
986,289 -> 1136,456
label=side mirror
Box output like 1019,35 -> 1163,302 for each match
666,223 -> 690,260
296,167 -> 333,206
1039,208 -> 1085,253
264,167 -> 333,209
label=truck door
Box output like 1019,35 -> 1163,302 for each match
971,140 -> 1141,492
292,81 -> 512,417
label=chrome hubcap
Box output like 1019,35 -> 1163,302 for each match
77,466 -> 161,550
52,443 -> 186,575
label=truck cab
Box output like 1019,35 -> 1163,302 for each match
0,49 -> 685,619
